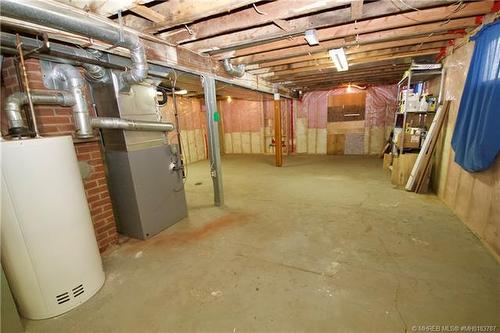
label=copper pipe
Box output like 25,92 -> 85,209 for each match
15,33 -> 40,137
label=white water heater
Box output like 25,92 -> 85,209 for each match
1,136 -> 105,319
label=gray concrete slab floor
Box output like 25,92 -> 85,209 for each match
25,155 -> 500,333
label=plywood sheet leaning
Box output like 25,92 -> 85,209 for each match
406,101 -> 451,193
327,134 -> 345,155
391,153 -> 418,187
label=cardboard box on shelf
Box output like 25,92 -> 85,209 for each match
396,132 -> 421,149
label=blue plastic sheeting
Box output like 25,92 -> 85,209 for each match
451,20 -> 500,172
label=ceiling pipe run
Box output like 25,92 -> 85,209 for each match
4,90 -> 75,135
91,117 -> 174,132
222,59 -> 246,78
0,0 -> 148,88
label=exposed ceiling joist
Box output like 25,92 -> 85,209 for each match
183,0 -> 468,53
281,67 -> 409,86
351,0 -> 364,20
159,0 -> 352,45
214,1 -> 489,61
228,17 -> 476,65
245,33 -> 460,70
247,40 -> 449,74
122,0 -> 259,33
129,5 -> 166,23
264,49 -> 441,79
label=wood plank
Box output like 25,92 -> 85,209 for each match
129,5 -> 166,23
159,0 -> 351,45
246,33 -> 460,69
327,134 -> 346,155
248,42 -> 447,75
181,0 -> 457,53
392,153 -> 419,187
227,17 -> 475,65
119,0 -> 258,33
351,0 -> 364,20
281,69 -> 408,87
263,48 -> 441,79
294,75 -> 404,90
279,65 -> 408,83
206,1 -> 489,58
55,0 -> 155,17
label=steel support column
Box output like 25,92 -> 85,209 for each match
201,75 -> 224,206
274,93 -> 283,167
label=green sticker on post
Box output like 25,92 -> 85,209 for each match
213,112 -> 220,122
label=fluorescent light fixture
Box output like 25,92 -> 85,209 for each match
174,89 -> 188,95
304,29 -> 319,46
328,48 -> 349,72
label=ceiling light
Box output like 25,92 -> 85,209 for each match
174,89 -> 188,95
304,29 -> 319,46
328,48 -> 349,72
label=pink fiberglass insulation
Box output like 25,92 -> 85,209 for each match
365,85 -> 398,128
160,96 -> 206,143
220,99 -> 263,133
299,85 -> 397,129
299,88 -> 350,128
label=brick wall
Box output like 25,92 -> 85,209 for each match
1,57 -> 118,252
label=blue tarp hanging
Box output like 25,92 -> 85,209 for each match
451,20 -> 500,172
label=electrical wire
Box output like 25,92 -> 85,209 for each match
169,69 -> 189,182
253,3 -> 267,15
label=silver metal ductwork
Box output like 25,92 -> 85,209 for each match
4,90 -> 75,134
51,64 -> 175,139
91,117 -> 174,132
223,59 -> 246,78
0,0 -> 148,88
52,64 -> 94,139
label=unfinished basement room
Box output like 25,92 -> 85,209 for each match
0,0 -> 499,332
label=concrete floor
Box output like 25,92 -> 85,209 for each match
26,155 -> 499,333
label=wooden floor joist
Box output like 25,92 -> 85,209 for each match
212,1 -> 489,61
183,0 -> 470,53
46,0 -> 494,90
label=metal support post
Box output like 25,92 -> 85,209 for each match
274,92 -> 283,167
201,74 -> 224,206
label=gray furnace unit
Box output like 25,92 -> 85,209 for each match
90,74 -> 187,240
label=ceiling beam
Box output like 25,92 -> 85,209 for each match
264,49 -> 440,79
117,0 -> 259,33
246,33 -> 460,69
351,0 -> 364,20
227,17 -> 475,65
247,41 -> 448,74
146,0 -> 259,33
214,1 -> 489,60
129,5 -> 166,23
159,0 -> 352,45
276,63 -> 410,82
182,0 -> 476,53
281,67 -> 408,86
